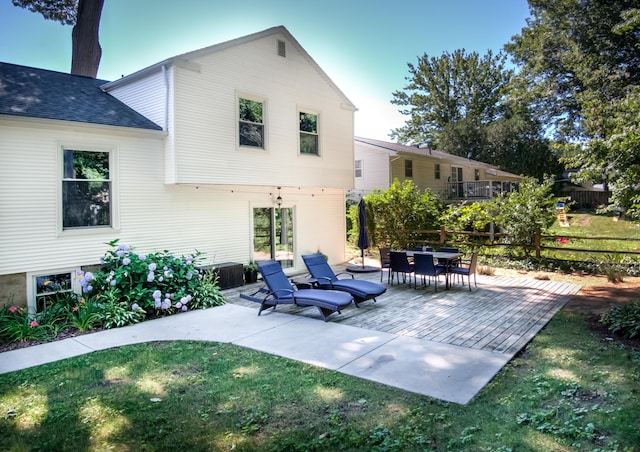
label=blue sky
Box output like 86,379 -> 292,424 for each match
0,0 -> 531,140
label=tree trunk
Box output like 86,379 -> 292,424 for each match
71,0 -> 105,78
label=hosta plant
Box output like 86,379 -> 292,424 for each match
601,301 -> 640,338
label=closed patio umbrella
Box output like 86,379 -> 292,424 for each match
348,198 -> 378,273
357,198 -> 369,266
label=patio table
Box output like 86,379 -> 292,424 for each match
404,251 -> 463,289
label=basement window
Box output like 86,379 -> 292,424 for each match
27,269 -> 78,314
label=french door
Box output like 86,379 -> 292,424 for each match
253,207 -> 294,269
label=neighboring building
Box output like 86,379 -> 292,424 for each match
352,136 -> 521,201
0,26 -> 356,310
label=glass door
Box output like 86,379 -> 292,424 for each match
253,207 -> 294,269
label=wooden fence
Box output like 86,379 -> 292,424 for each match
407,227 -> 640,259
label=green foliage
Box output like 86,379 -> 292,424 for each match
363,179 -> 443,249
191,269 -> 226,310
11,0 -> 78,25
98,290 -> 146,329
507,0 -> 640,216
601,302 -> 640,339
390,47 -> 559,179
85,240 -> 210,317
0,305 -> 58,344
65,295 -> 103,332
493,177 -> 557,255
391,49 -> 512,147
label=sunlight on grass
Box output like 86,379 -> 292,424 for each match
523,430 -> 569,451
80,398 -> 131,446
103,365 -> 130,382
313,385 -> 344,402
232,365 -> 259,378
547,368 -> 579,381
136,376 -> 167,396
0,386 -> 48,430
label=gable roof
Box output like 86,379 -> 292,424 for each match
355,136 -> 521,179
0,62 -> 162,131
101,26 -> 355,110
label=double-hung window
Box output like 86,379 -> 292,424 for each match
405,159 -> 413,178
239,97 -> 264,148
62,149 -> 111,229
299,111 -> 319,155
355,160 -> 362,178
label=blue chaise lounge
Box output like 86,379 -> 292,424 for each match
302,253 -> 386,306
240,260 -> 353,321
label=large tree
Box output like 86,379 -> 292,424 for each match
13,0 -> 105,78
506,0 -> 640,217
390,49 -> 512,147
390,49 -> 559,179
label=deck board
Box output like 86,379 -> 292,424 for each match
224,267 -> 581,357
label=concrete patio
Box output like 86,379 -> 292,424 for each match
0,267 -> 581,405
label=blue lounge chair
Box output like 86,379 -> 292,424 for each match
301,253 -> 386,306
240,260 -> 353,321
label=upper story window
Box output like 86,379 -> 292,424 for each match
474,168 -> 481,180
355,160 -> 362,178
405,159 -> 413,178
435,163 -> 441,179
62,149 -> 111,229
239,97 -> 264,148
299,112 -> 319,155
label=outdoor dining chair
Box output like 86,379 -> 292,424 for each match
413,252 -> 444,291
389,251 -> 414,285
450,252 -> 478,291
379,247 -> 391,283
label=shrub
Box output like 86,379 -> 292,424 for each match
83,240 -> 221,319
98,291 -> 146,329
600,302 -> 640,338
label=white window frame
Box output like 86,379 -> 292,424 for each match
26,268 -> 80,314
58,143 -> 119,236
355,160 -> 363,178
237,92 -> 267,150
298,108 -> 320,156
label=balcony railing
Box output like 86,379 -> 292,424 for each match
444,180 -> 518,200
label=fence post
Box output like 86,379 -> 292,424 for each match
535,229 -> 541,259
440,226 -> 446,245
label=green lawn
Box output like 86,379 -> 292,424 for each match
545,210 -> 640,256
1,311 -> 638,451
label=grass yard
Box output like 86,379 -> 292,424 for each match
544,210 -> 640,258
1,310 -> 638,451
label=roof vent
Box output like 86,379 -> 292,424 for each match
277,40 -> 286,57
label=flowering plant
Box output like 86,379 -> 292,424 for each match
0,304 -> 57,343
83,240 -> 224,323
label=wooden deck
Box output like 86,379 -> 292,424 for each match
223,268 -> 581,357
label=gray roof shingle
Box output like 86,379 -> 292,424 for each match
0,62 -> 162,131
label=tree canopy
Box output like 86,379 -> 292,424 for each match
506,0 -> 640,219
390,48 -> 560,180
13,0 -> 105,78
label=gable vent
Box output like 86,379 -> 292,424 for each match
277,40 -> 286,57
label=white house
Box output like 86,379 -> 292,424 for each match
351,136 -> 521,201
0,26 -> 356,310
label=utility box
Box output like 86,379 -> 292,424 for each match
200,262 -> 243,289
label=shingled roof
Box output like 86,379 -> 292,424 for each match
0,62 -> 162,131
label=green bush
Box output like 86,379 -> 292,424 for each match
81,240 -> 224,322
600,302 -> 640,338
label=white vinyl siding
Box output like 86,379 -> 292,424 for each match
169,32 -> 354,188
0,120 -> 346,279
